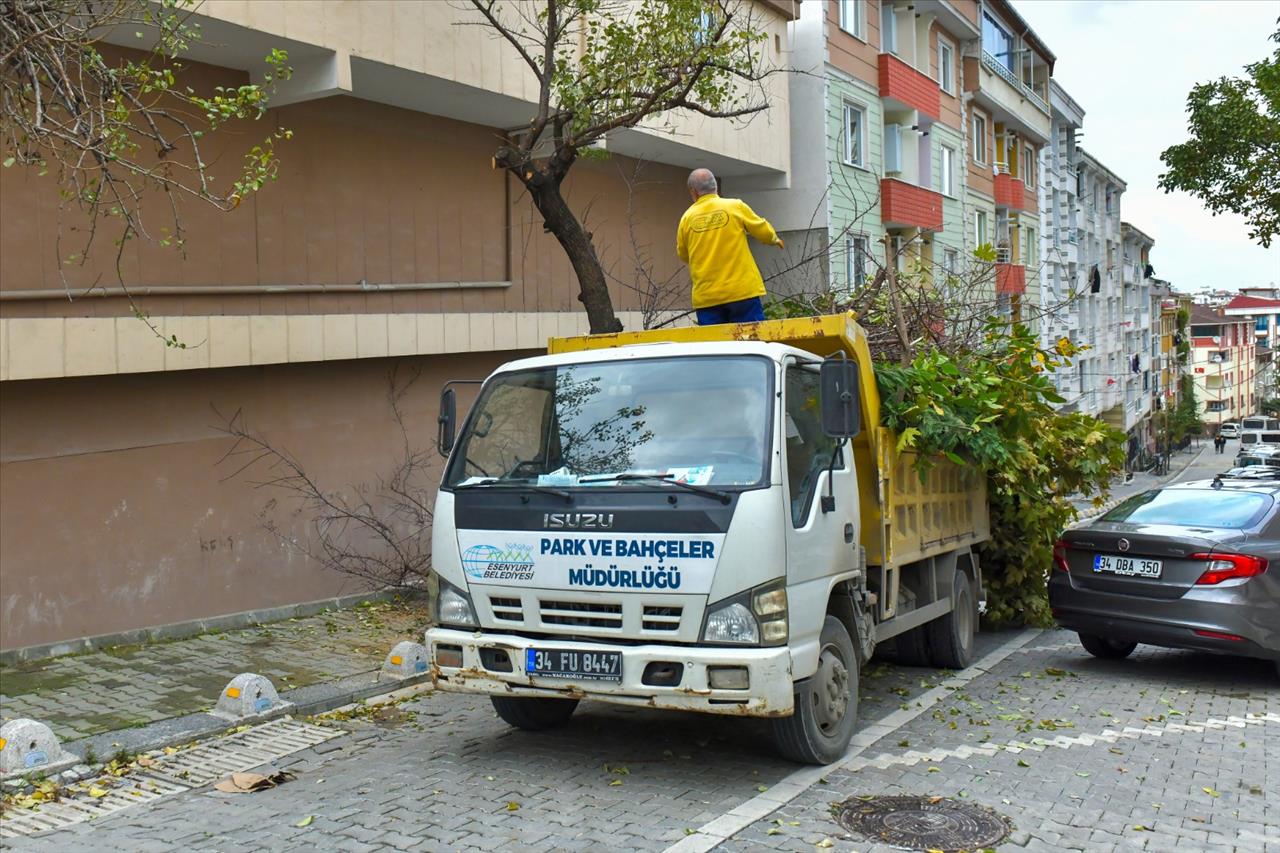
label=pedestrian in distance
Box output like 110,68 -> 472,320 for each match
677,168 -> 785,326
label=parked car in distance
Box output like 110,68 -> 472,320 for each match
1241,416 -> 1280,432
1050,478 -> 1280,677
1223,465 -> 1280,480
1234,446 -> 1280,468
1220,422 -> 1241,438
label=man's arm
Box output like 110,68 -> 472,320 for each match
676,216 -> 690,264
737,201 -> 783,248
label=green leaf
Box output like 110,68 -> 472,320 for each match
295,815 -> 314,828
1,157 -> 14,168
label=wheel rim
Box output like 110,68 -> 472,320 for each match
811,642 -> 851,736
955,587 -> 973,653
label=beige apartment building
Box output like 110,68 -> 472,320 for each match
0,1 -> 798,651
1188,306 -> 1256,430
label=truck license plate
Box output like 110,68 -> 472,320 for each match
526,648 -> 622,682
1093,554 -> 1162,578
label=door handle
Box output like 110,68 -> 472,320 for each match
844,523 -> 855,544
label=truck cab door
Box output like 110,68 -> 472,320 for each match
780,360 -> 860,673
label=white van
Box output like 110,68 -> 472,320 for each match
1239,430 -> 1280,448
1241,416 -> 1280,431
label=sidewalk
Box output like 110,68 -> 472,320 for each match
1070,440 -> 1210,520
0,598 -> 428,743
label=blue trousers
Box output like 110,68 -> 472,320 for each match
696,296 -> 766,326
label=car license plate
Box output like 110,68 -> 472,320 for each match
1093,554 -> 1162,578
526,648 -> 622,682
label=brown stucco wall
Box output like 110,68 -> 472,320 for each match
0,350 -> 530,649
826,0 -> 880,86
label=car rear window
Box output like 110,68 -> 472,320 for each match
1102,488 -> 1274,528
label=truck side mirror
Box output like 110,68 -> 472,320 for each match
437,388 -> 457,457
819,357 -> 862,439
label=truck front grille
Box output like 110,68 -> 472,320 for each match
489,596 -> 524,622
642,605 -> 683,631
539,599 -> 623,630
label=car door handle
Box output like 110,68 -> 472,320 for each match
844,524 -> 855,543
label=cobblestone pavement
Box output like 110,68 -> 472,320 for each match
0,599 -> 429,741
5,629 -> 1276,851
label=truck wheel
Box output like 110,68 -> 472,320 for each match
925,570 -> 977,670
893,626 -> 932,667
770,616 -> 858,765
1078,632 -> 1137,660
490,696 -> 579,730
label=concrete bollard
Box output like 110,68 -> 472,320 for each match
0,719 -> 69,776
380,641 -> 429,681
210,673 -> 293,721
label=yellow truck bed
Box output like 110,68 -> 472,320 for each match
548,313 -> 990,573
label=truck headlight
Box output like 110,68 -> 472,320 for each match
437,577 -> 477,628
701,579 -> 787,646
703,602 -> 759,644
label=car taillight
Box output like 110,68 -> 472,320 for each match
1189,552 -> 1268,585
1052,539 -> 1071,573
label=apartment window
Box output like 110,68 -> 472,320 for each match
972,112 -> 987,164
846,235 -> 869,287
842,101 -> 867,167
945,248 -> 959,279
975,210 -> 989,248
939,145 -> 955,197
982,12 -> 1014,71
1021,145 -> 1035,188
881,2 -> 898,53
839,0 -> 864,39
1025,226 -> 1036,267
1105,187 -> 1114,214
938,37 -> 955,94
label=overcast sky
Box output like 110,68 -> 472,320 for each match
1016,0 -> 1279,293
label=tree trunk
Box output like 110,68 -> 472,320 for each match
525,170 -> 624,335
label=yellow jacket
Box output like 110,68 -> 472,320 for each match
677,194 -> 780,309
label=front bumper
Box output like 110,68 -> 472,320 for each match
425,627 -> 795,717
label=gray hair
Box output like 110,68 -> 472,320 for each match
687,168 -> 718,196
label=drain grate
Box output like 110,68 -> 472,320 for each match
0,718 -> 342,839
145,718 -> 343,786
835,795 -> 1012,852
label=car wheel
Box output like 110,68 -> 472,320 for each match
1078,632 -> 1137,660
925,570 -> 977,670
490,696 -> 579,730
770,616 -> 859,765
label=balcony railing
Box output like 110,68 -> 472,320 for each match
982,50 -> 1019,88
995,160 -> 1011,175
995,246 -> 1012,264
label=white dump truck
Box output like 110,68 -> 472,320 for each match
427,314 -> 989,763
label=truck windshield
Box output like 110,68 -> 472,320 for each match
444,356 -> 771,489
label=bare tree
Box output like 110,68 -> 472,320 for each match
468,0 -> 776,334
1,0 -> 290,339
216,367 -> 434,590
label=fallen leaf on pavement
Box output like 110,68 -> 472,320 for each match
295,815 -> 314,828
609,779 -> 623,786
88,787 -> 109,798
136,756 -> 155,768
213,770 -> 295,794
506,802 -> 520,811
1202,787 -> 1220,798
815,840 -> 834,849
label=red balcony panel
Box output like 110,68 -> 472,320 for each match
878,53 -> 940,120
881,179 -> 944,231
993,172 -> 1026,209
996,263 -> 1026,295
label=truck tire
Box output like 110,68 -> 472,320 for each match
925,570 -> 977,670
770,616 -> 858,765
1078,632 -> 1137,660
490,696 -> 579,730
893,626 -> 932,667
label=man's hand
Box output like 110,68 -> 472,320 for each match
776,238 -> 785,251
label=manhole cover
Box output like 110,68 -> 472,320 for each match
835,795 -> 1011,851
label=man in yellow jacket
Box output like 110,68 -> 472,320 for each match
677,169 -> 784,325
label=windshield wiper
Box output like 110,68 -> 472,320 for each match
579,473 -> 731,504
454,479 -> 573,502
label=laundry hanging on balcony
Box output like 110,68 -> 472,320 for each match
1090,266 -> 1101,293
1132,355 -> 1141,373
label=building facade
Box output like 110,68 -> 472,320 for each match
1188,307 -> 1256,429
0,1 -> 799,651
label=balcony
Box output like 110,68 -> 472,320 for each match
880,178 -> 944,231
996,262 -> 1026,295
980,51 -> 1051,117
993,172 -> 1027,210
878,53 -> 940,120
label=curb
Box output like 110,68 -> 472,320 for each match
61,669 -> 432,765
1075,443 -> 1209,522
